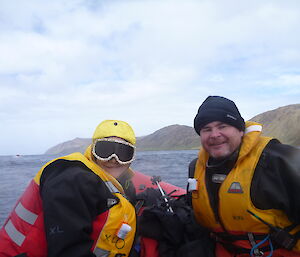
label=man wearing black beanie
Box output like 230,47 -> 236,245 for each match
188,96 -> 300,257
194,96 -> 245,135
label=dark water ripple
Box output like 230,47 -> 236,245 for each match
0,150 -> 198,227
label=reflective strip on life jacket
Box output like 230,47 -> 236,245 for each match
245,124 -> 262,134
94,247 -> 110,257
105,181 -> 120,194
4,202 -> 38,246
15,202 -> 38,225
4,220 -> 25,246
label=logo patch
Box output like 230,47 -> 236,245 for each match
228,182 -> 243,193
212,174 -> 226,184
226,114 -> 237,120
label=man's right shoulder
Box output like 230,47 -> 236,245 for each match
189,158 -> 198,178
40,158 -> 97,185
264,139 -> 300,157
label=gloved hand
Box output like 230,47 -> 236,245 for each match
136,188 -> 162,207
138,196 -> 215,257
139,205 -> 185,244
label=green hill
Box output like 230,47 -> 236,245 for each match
250,104 -> 300,146
45,104 -> 300,155
136,124 -> 200,151
45,125 -> 200,155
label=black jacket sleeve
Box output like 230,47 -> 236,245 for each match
40,159 -> 115,257
251,140 -> 300,225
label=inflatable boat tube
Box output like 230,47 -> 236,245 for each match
132,170 -> 186,195
131,171 -> 186,257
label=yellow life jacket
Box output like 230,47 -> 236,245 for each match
34,150 -> 136,257
192,121 -> 300,252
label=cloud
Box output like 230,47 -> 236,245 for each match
0,0 -> 300,155
278,74 -> 300,86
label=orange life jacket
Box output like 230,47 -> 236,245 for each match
0,152 -> 136,257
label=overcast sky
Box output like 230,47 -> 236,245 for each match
1,0 -> 300,155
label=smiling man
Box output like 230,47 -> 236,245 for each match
189,96 -> 300,257
199,121 -> 244,159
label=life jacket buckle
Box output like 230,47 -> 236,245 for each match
253,249 -> 264,257
248,232 -> 264,256
187,178 -> 198,192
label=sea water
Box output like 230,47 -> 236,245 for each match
0,150 -> 198,227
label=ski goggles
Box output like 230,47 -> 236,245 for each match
92,138 -> 136,165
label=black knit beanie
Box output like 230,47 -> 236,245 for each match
194,96 -> 245,135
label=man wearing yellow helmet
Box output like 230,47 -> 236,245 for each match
0,120 -> 138,257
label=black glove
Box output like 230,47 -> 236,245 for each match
139,205 -> 185,244
139,195 -> 216,257
136,188 -> 162,207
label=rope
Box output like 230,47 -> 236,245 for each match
250,234 -> 273,257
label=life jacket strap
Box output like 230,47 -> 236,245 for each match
213,231 -> 267,242
104,181 -> 120,194
218,240 -> 274,255
212,232 -> 277,255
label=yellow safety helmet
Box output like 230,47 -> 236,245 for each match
92,120 -> 136,145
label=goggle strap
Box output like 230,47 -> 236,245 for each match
94,138 -> 135,149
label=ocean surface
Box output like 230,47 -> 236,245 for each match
0,149 -> 198,227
